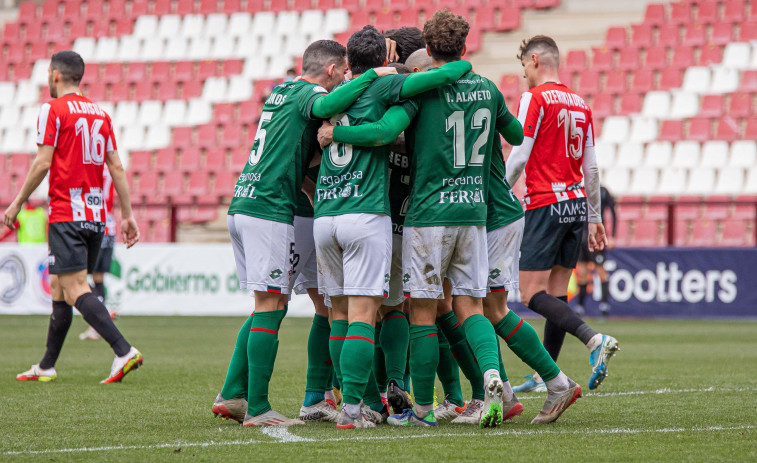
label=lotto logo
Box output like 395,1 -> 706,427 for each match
269,269 -> 283,279
489,268 -> 501,279
402,273 -> 410,283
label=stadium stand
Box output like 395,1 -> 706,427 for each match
0,0 -> 754,246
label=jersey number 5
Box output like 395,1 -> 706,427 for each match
557,108 -> 585,160
249,111 -> 273,166
75,118 -> 106,165
446,109 -> 491,168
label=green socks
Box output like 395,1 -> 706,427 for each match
221,315 -> 253,400
380,310 -> 410,389
409,324 -> 439,406
247,309 -> 287,417
462,314 -> 502,377
495,311 -> 561,382
329,320 -> 349,390
373,322 -> 388,392
436,330 -> 464,407
303,314 -> 332,407
437,311 -> 484,400
340,321 -> 376,406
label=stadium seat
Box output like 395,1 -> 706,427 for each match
658,69 -> 683,90
709,23 -> 733,47
616,143 -> 644,168
745,167 -> 757,193
180,14 -> 205,37
604,70 -> 627,95
605,26 -> 626,50
746,118 -> 757,139
715,116 -> 740,142
687,167 -> 716,194
657,24 -> 680,47
671,45 -> 695,70
591,94 -> 614,118
698,44 -> 724,66
682,23 -> 706,47
228,12 -> 252,37
630,24 -> 653,49
633,220 -> 663,247
134,15 -> 158,38
671,141 -> 701,168
714,167 -> 746,194
710,68 -> 739,94
118,36 -> 142,62
700,141 -> 730,168
129,151 -> 152,171
599,116 -> 629,144
687,118 -> 712,142
729,141 -> 757,167
603,167 -> 631,195
179,148 -> 202,172
670,2 -> 692,25
595,141 -> 616,166
642,46 -> 667,71
618,48 -> 640,71
723,0 -> 746,22
696,1 -> 718,24
619,93 -> 642,115
591,47 -> 613,71
641,91 -> 670,118
644,141 -> 673,168
643,3 -> 666,26
688,219 -> 718,246
720,221 -> 752,246
722,42 -> 751,69
576,70 -> 600,96
629,167 -> 659,195
699,94 -> 724,118
669,91 -> 699,118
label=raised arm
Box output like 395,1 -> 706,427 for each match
399,60 -> 471,98
3,145 -> 52,230
105,150 -> 140,248
318,104 -> 414,148
311,69 -> 386,119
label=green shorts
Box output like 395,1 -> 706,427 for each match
519,198 -> 587,271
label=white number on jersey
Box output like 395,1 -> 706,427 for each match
557,108 -> 585,160
249,111 -> 273,166
446,109 -> 492,168
75,118 -> 106,165
329,114 -> 354,168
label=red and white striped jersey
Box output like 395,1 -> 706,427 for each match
516,82 -> 594,210
37,93 -> 117,224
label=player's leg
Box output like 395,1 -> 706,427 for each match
81,234 -> 116,340
434,329 -> 466,420
575,261 -> 589,315
595,255 -> 611,317
17,275 -> 69,382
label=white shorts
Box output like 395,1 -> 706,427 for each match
383,233 -> 405,307
487,218 -> 524,293
289,216 -> 318,295
314,213 -> 391,298
228,214 -> 295,295
402,225 -> 488,299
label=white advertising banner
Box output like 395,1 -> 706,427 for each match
0,244 -> 316,317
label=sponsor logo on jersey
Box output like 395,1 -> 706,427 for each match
403,273 -> 410,283
489,268 -> 501,280
0,255 -> 26,305
269,269 -> 283,279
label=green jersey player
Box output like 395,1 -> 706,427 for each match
214,40 -> 397,427
313,25 -> 473,430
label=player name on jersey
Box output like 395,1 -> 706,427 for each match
444,89 -> 492,103
66,100 -> 107,117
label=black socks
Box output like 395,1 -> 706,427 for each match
39,301 -> 73,369
529,291 -> 598,346
75,292 -> 131,357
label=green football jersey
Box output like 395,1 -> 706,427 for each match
487,136 -> 524,231
404,71 -> 512,227
388,147 -> 411,235
228,80 -> 327,225
314,75 -> 408,218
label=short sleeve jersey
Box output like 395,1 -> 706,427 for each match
103,165 -> 116,236
228,80 -> 327,225
517,82 -> 594,210
404,71 -> 510,227
37,94 -> 117,224
487,136 -> 524,231
388,147 -> 411,235
314,74 -> 408,218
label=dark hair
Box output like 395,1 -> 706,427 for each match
387,62 -> 412,74
347,25 -> 386,75
51,50 -> 85,85
384,26 -> 425,64
302,40 -> 347,76
423,9 -> 469,62
517,35 -> 560,62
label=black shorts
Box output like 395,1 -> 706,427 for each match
577,225 -> 606,264
48,221 -> 105,275
93,234 -> 115,274
519,198 -> 587,271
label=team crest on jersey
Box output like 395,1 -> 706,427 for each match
489,268 -> 501,280
269,269 -> 283,279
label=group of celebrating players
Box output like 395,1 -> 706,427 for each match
4,7 -> 620,431
212,9 -> 619,429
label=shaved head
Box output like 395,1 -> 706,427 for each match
518,35 -> 560,68
405,48 -> 433,72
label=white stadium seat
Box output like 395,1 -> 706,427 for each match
226,76 -> 253,103
138,101 -> 163,128
228,12 -> 252,38
657,168 -> 687,195
211,37 -> 236,60
180,14 -> 205,38
242,55 -> 268,80
599,116 -> 629,144
185,99 -> 212,125
0,105 -> 19,128
120,126 -> 145,151
15,81 -> 38,106
164,37 -> 188,61
251,12 -> 276,38
260,33 -> 284,58
141,37 -> 165,61
714,167 -> 745,194
645,141 -> 673,168
744,167 -> 757,193
205,14 -> 228,38
72,37 -> 96,62
188,37 -> 212,60
629,116 -> 658,143
202,77 -> 228,103
133,15 -> 158,38
324,9 -> 349,34
722,42 -> 751,70
668,91 -> 699,119
31,60 -> 50,86
682,67 -> 711,93
234,36 -> 258,58
117,36 -> 142,62
94,37 -> 119,63
710,67 -> 739,94
2,127 -> 28,152
641,91 -> 670,119
300,10 -> 324,35
163,100 -> 187,126
687,167 -> 716,194
286,35 -> 308,57
158,15 -> 182,38
268,55 -> 294,78
628,167 -> 659,195
144,125 -> 171,150
729,141 -> 757,167
0,82 -> 15,103
700,141 -> 730,168
115,101 -> 139,126
603,167 -> 631,195
20,105 -> 38,128
672,141 -> 701,168
276,11 -> 299,35
595,142 -> 617,167
616,143 -> 644,168
99,102 -> 115,118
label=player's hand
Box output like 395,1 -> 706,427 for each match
318,121 -> 335,148
373,66 -> 398,77
588,222 -> 608,252
607,236 -> 615,249
386,38 -> 399,63
121,215 -> 140,249
3,202 -> 21,230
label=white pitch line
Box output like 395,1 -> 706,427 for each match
516,386 -> 755,400
3,425 -> 755,456
261,426 -> 315,442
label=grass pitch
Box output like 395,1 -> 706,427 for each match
1,315 -> 756,462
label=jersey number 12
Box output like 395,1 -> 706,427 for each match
446,109 -> 491,168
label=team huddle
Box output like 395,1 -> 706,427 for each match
212,10 -> 620,429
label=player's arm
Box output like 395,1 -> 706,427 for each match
399,60 -> 472,98
105,150 -> 140,248
3,145 -> 53,230
505,92 -> 539,186
582,123 -> 608,251
318,103 -> 414,148
310,68 -> 396,119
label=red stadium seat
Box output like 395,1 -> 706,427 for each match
173,127 -> 194,149
223,0 -> 242,13
723,0 -> 745,22
618,48 -> 639,71
619,93 -> 642,114
687,118 -> 712,142
205,148 -> 227,171
689,219 -> 718,247
136,171 -> 159,198
85,81 -> 106,101
198,0 -> 218,14
604,70 -> 627,95
187,172 -> 210,197
198,60 -> 217,80
341,0 -> 361,12
699,95 -> 724,118
126,62 -> 147,83
64,0 -> 82,17
28,42 -> 48,61
246,0 -> 264,13
42,0 -> 61,17
745,118 -> 757,139
591,93 -> 614,118
740,70 -> 757,92
682,23 -> 706,47
133,80 -> 152,102
176,0 -> 194,13
498,6 -> 521,31
643,46 -> 667,70
129,151 -> 152,172
659,119 -> 684,141
155,148 -> 177,172
197,124 -> 217,148
728,92 -> 752,118
179,148 -> 202,171
150,61 -> 170,81
658,68 -> 683,90
605,27 -> 626,50
162,171 -> 184,198
19,2 -> 37,21
591,46 -> 613,71
213,171 -> 238,199
696,1 -> 718,24
221,125 -> 243,148
657,24 -> 680,47
720,220 -> 752,246
102,63 -> 123,84
109,82 -> 128,101
158,80 -> 178,100
698,44 -> 723,66
715,116 -> 740,141
738,21 -> 757,41
633,220 -> 663,247
499,74 -> 522,100
576,70 -> 600,96
222,59 -> 244,76
85,1 -> 103,20
710,23 -> 734,46
630,69 -> 653,93
630,24 -> 653,49
3,22 -> 19,42
9,154 -> 31,174
238,99 -> 260,123
466,29 -> 482,53
643,3 -> 666,26
174,61 -> 194,81
151,222 -> 171,242
564,50 -> 587,73
268,0 -> 288,12
671,45 -> 694,69
670,2 -> 692,25
153,0 -> 171,15
213,103 -> 235,124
